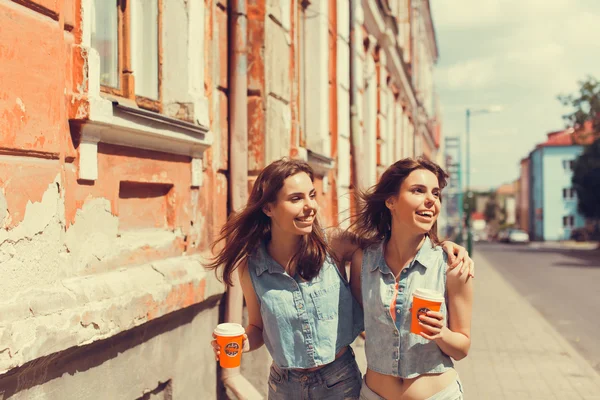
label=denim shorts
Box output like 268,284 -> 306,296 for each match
268,347 -> 362,400
359,375 -> 464,400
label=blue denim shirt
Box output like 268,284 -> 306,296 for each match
361,236 -> 454,378
248,242 -> 364,369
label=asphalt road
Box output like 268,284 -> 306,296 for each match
475,242 -> 600,373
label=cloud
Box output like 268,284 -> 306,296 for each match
437,58 -> 496,90
431,1 -> 600,188
433,0 -> 574,30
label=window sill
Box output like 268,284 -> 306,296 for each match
306,149 -> 335,177
70,98 -> 212,186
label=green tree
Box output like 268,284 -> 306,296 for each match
558,76 -> 600,143
572,138 -> 600,221
483,197 -> 498,223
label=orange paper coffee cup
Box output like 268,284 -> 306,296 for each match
410,288 -> 444,335
214,323 -> 245,368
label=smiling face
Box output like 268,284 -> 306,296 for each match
386,168 -> 441,234
263,172 -> 318,237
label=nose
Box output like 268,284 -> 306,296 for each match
305,197 -> 317,212
424,192 -> 436,205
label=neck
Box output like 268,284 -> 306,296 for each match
267,227 -> 302,273
385,224 -> 426,273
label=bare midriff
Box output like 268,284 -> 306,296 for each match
364,368 -> 457,400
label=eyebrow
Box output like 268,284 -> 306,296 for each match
410,184 -> 440,191
288,190 -> 316,197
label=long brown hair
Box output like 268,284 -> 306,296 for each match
207,158 -> 330,286
350,157 -> 449,248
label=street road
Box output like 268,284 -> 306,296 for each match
475,242 -> 600,373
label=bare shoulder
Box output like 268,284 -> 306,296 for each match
237,258 -> 251,282
351,247 -> 364,265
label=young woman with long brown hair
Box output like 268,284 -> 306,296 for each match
208,158 -> 473,400
349,158 -> 473,400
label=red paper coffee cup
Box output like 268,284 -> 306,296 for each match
214,323 -> 245,368
410,288 -> 444,335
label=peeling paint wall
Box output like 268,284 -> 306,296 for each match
1,0 -> 441,398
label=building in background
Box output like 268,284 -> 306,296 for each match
517,157 -> 531,234
0,0 -> 441,397
527,127 -> 592,241
495,181 -> 517,226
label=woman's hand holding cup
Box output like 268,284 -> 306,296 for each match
212,323 -> 247,368
418,310 -> 448,341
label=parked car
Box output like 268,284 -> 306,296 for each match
506,229 -> 530,244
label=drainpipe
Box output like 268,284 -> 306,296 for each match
222,0 -> 261,398
349,0 -> 365,191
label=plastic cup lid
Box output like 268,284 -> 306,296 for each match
413,288 -> 444,302
214,323 -> 245,337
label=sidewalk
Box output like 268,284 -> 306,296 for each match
353,253 -> 600,399
528,240 -> 599,251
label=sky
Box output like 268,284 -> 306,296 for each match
431,0 -> 600,190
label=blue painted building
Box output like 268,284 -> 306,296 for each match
528,130 -> 587,241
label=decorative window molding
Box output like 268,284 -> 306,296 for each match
74,0 -> 212,184
70,101 -> 212,184
308,149 -> 335,194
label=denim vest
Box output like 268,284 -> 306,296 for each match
248,242 -> 364,369
361,236 -> 454,378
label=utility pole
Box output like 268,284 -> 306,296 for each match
444,136 -> 463,244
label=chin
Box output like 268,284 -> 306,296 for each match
414,221 -> 434,233
297,226 -> 313,235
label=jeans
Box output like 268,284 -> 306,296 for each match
268,347 -> 362,400
359,375 -> 464,400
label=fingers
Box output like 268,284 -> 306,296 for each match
242,334 -> 250,353
419,315 -> 444,329
468,259 -> 475,278
425,311 -> 444,320
443,243 -> 458,267
447,250 -> 457,267
211,340 -> 221,361
453,247 -> 466,268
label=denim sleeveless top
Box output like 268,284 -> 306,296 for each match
361,236 -> 453,378
248,242 -> 364,369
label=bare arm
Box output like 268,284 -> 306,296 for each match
326,227 -> 361,265
349,248 -> 363,307
419,265 -> 473,360
238,262 -> 265,352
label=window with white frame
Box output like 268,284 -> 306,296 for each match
299,0 -> 330,156
562,159 -> 575,171
562,187 -> 576,199
90,0 -> 162,112
562,215 -> 575,228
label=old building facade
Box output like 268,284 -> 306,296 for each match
0,0 -> 440,398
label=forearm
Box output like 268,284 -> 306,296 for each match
434,327 -> 470,361
245,324 -> 264,352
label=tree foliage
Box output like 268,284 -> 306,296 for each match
558,76 -> 600,143
572,138 -> 600,220
483,197 -> 498,223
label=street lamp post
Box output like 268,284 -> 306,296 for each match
465,109 -> 472,255
464,106 -> 502,255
